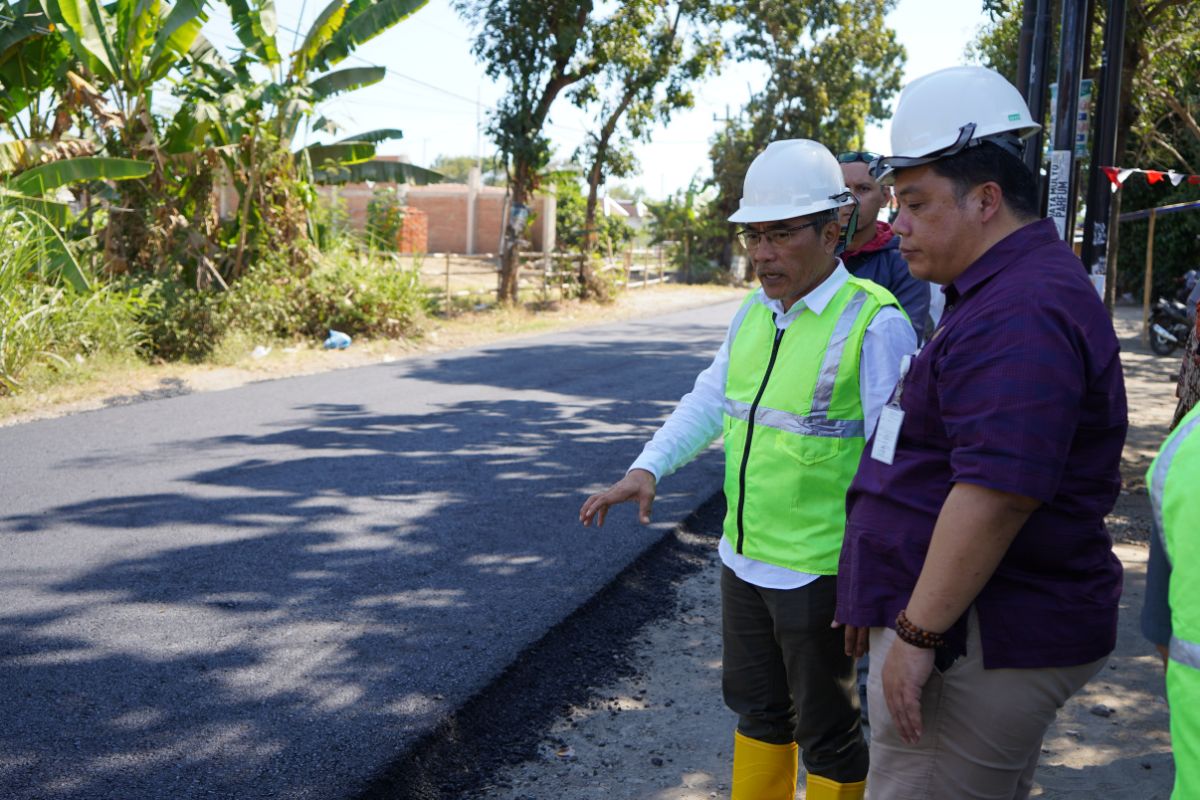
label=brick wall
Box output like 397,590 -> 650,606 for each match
311,183 -> 550,254
397,207 -> 427,254
406,186 -> 548,254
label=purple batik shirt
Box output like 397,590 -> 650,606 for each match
836,218 -> 1128,669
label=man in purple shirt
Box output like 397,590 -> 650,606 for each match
834,66 -> 1128,799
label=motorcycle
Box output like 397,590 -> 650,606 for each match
1149,296 -> 1192,356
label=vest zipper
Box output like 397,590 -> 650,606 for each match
736,320 -> 786,554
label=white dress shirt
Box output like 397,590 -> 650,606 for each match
629,263 -> 917,589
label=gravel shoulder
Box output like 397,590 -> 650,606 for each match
413,303 -> 1179,800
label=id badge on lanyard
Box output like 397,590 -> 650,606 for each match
871,350 -> 917,465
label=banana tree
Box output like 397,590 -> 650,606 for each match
211,0 -> 440,187
0,157 -> 152,290
0,0 -> 72,138
38,0 -> 208,124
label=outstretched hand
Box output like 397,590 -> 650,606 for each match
579,469 -> 657,527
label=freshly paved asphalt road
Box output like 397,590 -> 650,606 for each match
0,299 -> 740,800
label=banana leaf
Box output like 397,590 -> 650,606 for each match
0,2 -> 70,119
312,158 -> 442,185
188,30 -> 235,78
301,142 -> 376,169
0,139 -> 95,176
313,0 -> 428,70
148,0 -> 207,81
223,0 -> 280,63
40,0 -> 118,80
291,0 -> 346,77
7,157 -> 153,195
0,192 -> 89,291
309,65 -> 384,102
335,128 -> 402,144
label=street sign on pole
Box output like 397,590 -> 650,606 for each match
1050,0 -> 1089,245
1048,149 -> 1074,240
1049,79 -> 1094,158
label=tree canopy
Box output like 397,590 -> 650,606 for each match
707,0 -> 905,274
970,0 -> 1200,300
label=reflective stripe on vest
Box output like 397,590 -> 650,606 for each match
722,398 -> 866,439
1149,412 -> 1200,563
722,291 -> 868,440
812,292 -> 868,415
1171,634 -> 1200,671
721,280 -> 893,573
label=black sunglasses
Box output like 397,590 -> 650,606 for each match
837,151 -> 881,164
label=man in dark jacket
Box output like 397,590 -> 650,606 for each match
839,152 -> 931,339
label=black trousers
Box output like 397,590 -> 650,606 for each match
721,566 -> 868,783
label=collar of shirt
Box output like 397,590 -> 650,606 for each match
758,261 -> 850,329
944,218 -> 1059,307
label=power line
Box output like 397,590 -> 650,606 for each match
263,17 -> 493,110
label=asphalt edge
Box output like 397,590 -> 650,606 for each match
348,491 -> 727,800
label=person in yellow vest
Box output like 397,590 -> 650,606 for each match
1146,402 -> 1200,798
580,139 -> 917,800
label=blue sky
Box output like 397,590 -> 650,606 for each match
202,0 -> 998,199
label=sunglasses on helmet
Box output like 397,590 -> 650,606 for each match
836,151 -> 881,165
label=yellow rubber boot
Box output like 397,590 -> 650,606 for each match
805,772 -> 866,800
732,730 -> 798,800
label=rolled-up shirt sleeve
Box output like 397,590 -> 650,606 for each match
860,307 -> 918,438
937,301 -> 1083,502
628,324 -> 732,482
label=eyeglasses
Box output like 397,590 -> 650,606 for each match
735,220 -> 823,250
837,151 -> 881,165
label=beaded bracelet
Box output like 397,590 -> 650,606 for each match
895,609 -> 946,649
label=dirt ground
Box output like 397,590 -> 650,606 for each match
463,303 -> 1182,800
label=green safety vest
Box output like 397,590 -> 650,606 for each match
1147,402 -> 1200,800
722,277 -> 900,574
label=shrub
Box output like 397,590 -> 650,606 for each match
132,277 -> 226,362
366,187 -> 405,252
0,210 -> 145,393
222,247 -> 431,343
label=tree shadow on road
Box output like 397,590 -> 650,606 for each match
0,332 -> 728,800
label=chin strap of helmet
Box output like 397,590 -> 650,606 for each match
833,190 -> 859,257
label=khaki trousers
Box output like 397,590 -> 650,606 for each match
866,610 -> 1105,800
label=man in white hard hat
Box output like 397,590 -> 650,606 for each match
836,150 -> 931,340
834,66 -> 1128,799
580,139 -> 916,800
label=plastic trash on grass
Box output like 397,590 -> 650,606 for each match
324,330 -> 351,350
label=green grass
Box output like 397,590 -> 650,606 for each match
1,210 -> 146,394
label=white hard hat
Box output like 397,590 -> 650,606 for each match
728,139 -> 855,224
874,66 -> 1040,182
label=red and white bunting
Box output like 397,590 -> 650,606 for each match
1102,166 -> 1200,193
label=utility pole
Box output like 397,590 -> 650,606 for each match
1079,0 -> 1126,296
1047,0 -> 1089,244
1016,0 -> 1038,109
1023,0 -> 1054,202
476,84 -> 483,172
